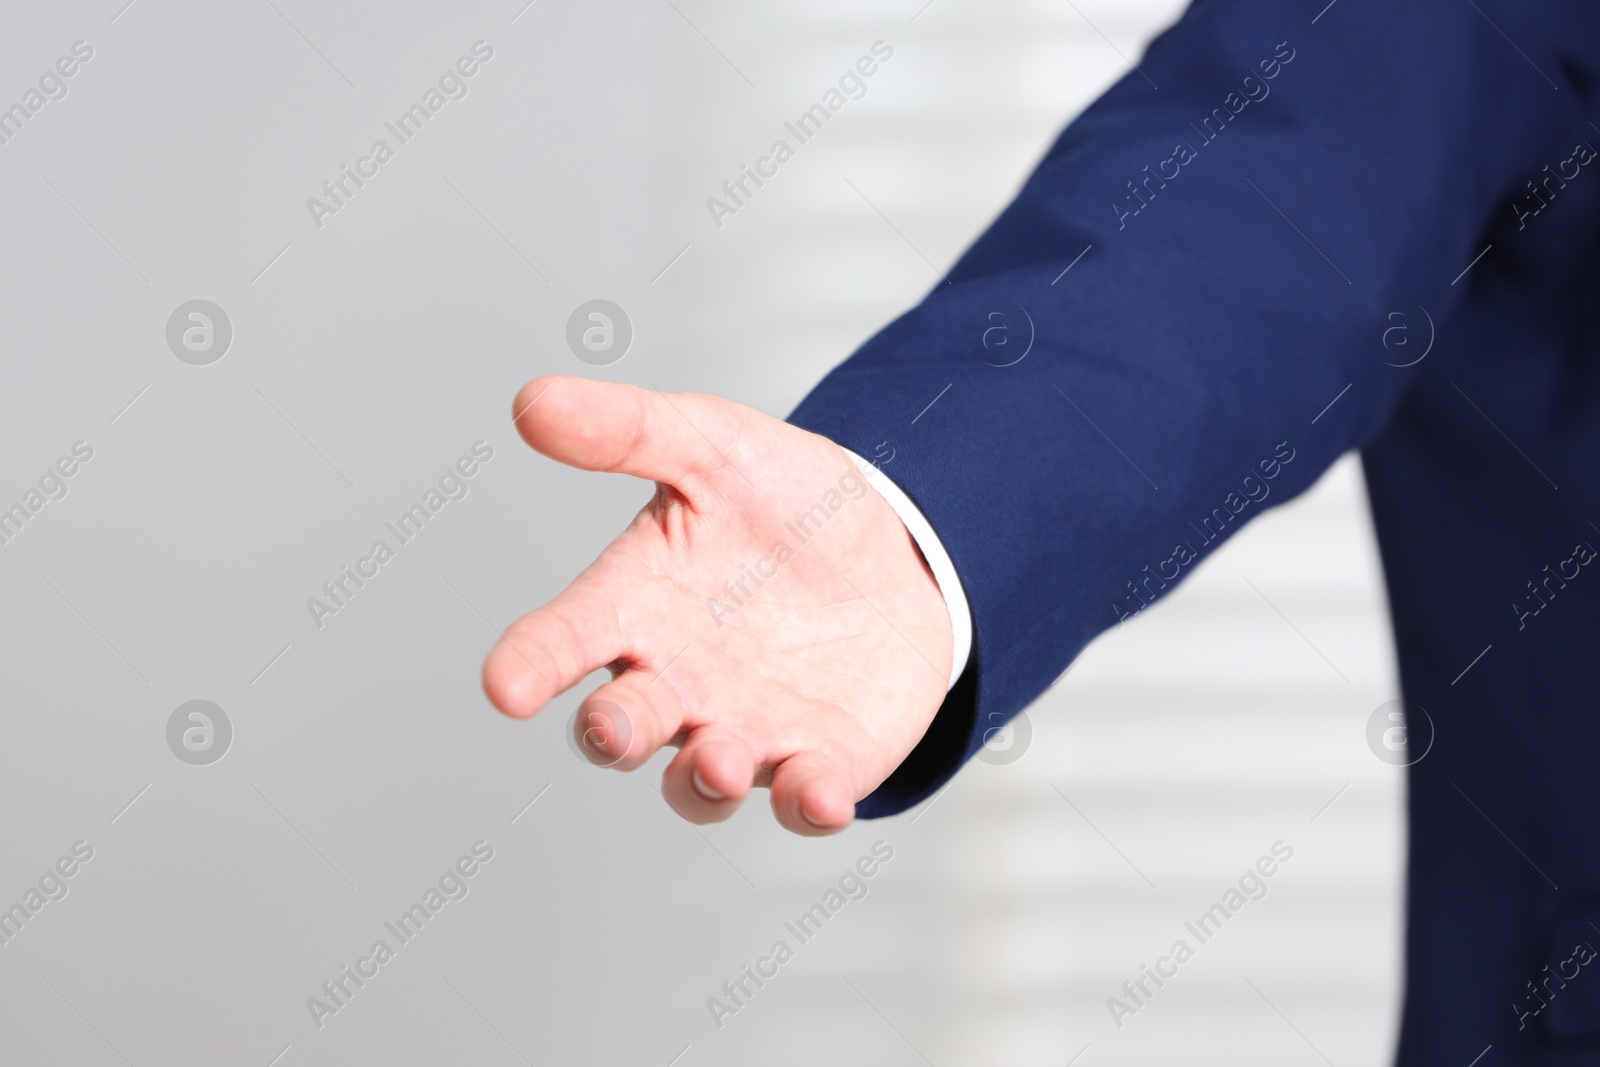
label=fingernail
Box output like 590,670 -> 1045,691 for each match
801,806 -> 825,828
692,768 -> 726,801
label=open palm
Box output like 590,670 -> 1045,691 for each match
482,375 -> 953,834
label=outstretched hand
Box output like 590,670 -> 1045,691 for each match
482,376 -> 953,835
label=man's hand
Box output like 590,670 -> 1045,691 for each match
482,376 -> 953,835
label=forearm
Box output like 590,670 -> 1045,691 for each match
791,0 -> 1597,813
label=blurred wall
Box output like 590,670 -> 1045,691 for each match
0,1 -> 1400,1064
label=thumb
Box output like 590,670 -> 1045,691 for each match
512,375 -> 748,489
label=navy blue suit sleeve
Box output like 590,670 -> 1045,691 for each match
788,0 -> 1599,816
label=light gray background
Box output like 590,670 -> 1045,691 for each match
0,1 -> 1402,1064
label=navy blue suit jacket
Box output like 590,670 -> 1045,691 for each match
790,0 -> 1600,1060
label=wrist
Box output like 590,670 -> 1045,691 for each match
840,447 -> 972,691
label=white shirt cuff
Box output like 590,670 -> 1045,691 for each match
843,449 -> 973,691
